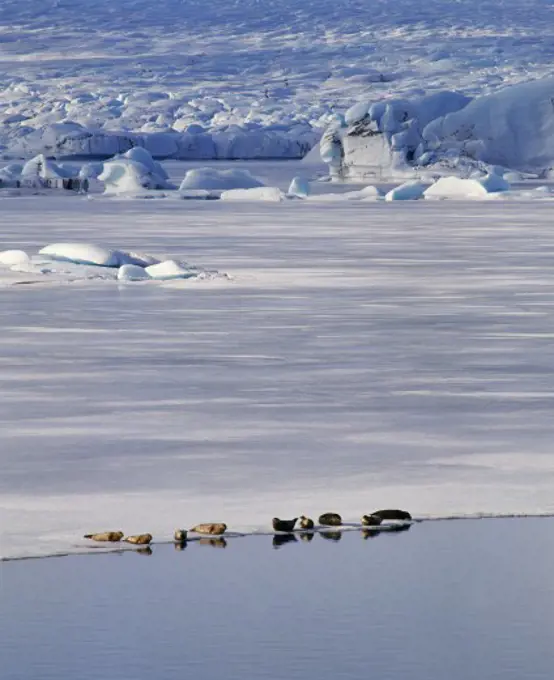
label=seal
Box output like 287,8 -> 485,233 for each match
361,514 -> 382,526
272,517 -> 298,532
83,531 -> 124,542
371,509 -> 412,521
124,533 -> 153,545
318,512 -> 342,526
299,515 -> 314,530
174,529 -> 188,542
190,523 -> 227,536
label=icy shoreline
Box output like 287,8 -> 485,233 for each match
3,514 -> 554,563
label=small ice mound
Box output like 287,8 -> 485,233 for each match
424,174 -> 510,200
220,187 -> 285,202
179,168 -> 265,192
359,185 -> 382,201
385,181 -> 426,201
99,158 -> 172,195
145,260 -> 196,280
39,243 -> 120,267
19,154 -> 82,190
0,249 -> 30,266
287,176 -> 310,198
117,264 -> 151,281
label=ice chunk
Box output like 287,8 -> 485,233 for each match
117,264 -> 151,281
179,168 -> 264,192
287,176 -> 310,198
220,187 -> 285,201
145,260 -> 195,280
0,250 -> 30,265
99,158 -> 172,195
385,181 -> 426,201
122,147 -> 169,180
0,163 -> 23,187
480,173 -> 511,193
359,185 -> 382,200
344,101 -> 370,126
39,243 -> 119,267
424,174 -> 510,199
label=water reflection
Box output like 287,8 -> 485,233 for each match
135,547 -> 153,556
319,530 -> 342,542
174,541 -> 187,552
199,537 -> 227,549
272,534 -> 298,549
299,532 -> 315,543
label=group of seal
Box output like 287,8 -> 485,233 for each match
83,523 -> 228,547
83,531 -> 152,545
272,509 -> 412,533
84,510 -> 411,547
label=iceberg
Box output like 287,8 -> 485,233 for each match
322,78 -> 554,180
99,151 -> 174,195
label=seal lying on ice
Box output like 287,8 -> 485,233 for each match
318,512 -> 342,526
299,515 -> 315,530
272,517 -> 298,532
190,523 -> 227,535
83,531 -> 124,542
371,509 -> 412,521
124,533 -> 153,545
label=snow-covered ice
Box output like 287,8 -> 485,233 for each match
3,0 -> 554,559
2,179 -> 554,559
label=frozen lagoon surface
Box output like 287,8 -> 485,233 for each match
2,169 -> 554,558
2,519 -> 554,680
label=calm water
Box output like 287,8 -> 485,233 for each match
1,519 -> 554,680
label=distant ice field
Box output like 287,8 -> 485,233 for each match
2,179 -> 554,558
2,0 -> 554,157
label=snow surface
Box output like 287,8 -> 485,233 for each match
3,171 -> 554,558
